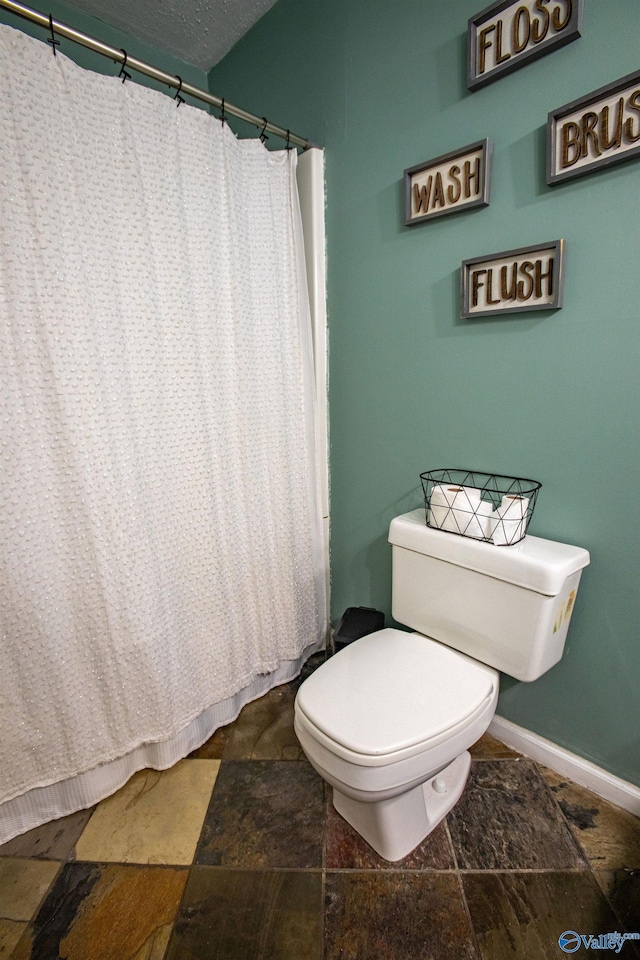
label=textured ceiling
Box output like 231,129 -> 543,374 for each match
61,0 -> 279,70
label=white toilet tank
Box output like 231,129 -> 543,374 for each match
389,510 -> 590,681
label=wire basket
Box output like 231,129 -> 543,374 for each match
420,468 -> 542,546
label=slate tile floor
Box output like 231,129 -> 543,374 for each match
1,651 -> 639,959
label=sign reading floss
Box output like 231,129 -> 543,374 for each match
468,0 -> 583,91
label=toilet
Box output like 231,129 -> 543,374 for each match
294,509 -> 590,862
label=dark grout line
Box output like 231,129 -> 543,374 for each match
470,755 -> 523,761
444,815 -> 460,871
320,864 -> 326,960
56,860 -> 191,871
532,758 -> 595,867
28,860 -> 65,925
454,862 -> 483,960
193,865 -> 325,872
444,809 -> 484,955
30,861 -> 601,873
324,867 -> 460,874
457,867 -> 598,874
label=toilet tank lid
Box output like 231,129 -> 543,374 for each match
389,510 -> 590,596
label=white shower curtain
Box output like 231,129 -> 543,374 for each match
0,25 -> 327,843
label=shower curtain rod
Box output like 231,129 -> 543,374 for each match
0,0 -> 313,149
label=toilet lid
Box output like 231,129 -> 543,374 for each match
296,628 -> 496,758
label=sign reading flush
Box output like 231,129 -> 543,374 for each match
461,240 -> 565,319
404,140 -> 492,226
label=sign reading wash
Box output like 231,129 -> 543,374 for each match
404,140 -> 491,225
468,0 -> 583,91
547,69 -> 640,184
461,240 -> 565,319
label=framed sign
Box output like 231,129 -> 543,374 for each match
461,240 -> 565,318
468,0 -> 583,92
404,139 -> 491,226
547,69 -> 640,185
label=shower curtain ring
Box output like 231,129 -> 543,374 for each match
260,117 -> 269,143
285,130 -> 291,150
119,49 -> 131,83
47,14 -> 60,56
219,98 -> 226,126
174,76 -> 185,107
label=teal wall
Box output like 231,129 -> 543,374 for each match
0,0 -> 207,102
210,0 -> 640,785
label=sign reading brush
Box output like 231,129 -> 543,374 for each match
547,69 -> 640,185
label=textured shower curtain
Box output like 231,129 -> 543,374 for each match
0,25 -> 326,843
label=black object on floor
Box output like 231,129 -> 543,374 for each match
332,606 -> 385,653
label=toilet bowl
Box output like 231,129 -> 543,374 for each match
294,627 -> 499,861
294,510 -> 590,862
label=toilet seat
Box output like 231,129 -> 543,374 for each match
295,628 -> 498,765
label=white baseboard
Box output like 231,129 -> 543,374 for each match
488,715 -> 640,817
